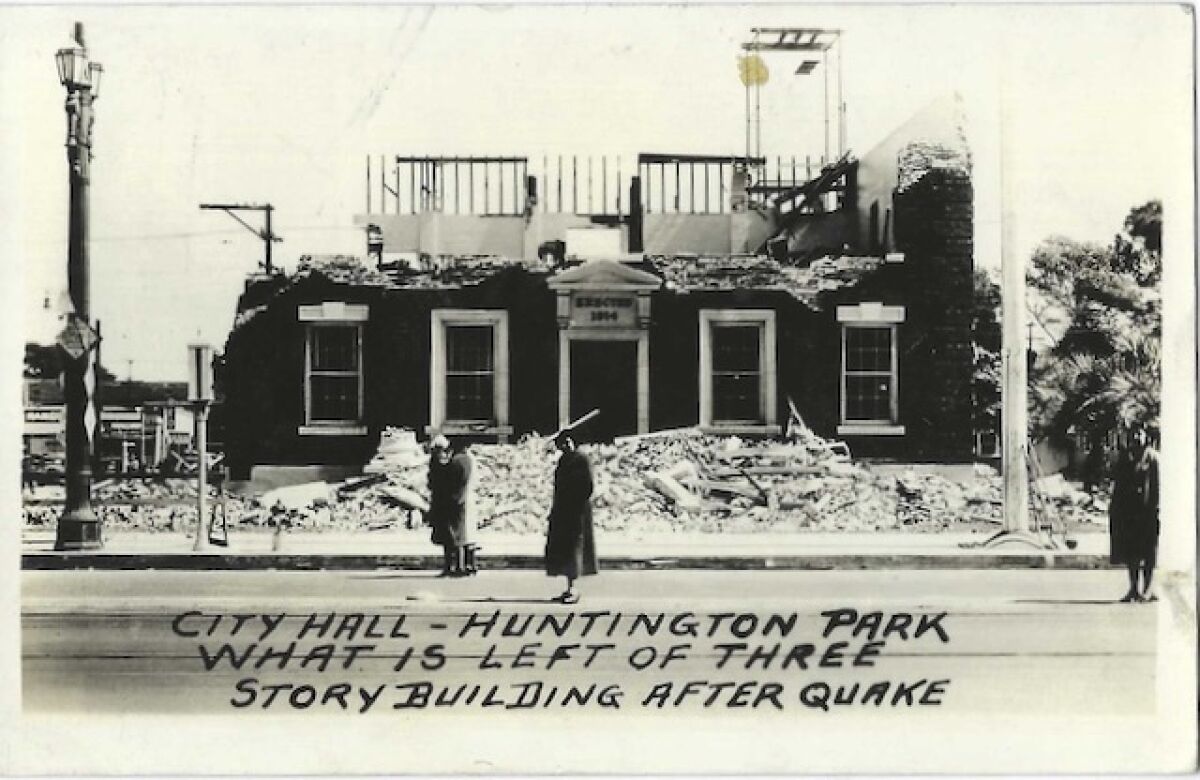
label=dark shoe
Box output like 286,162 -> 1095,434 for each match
449,569 -> 469,578
1119,591 -> 1138,603
1141,593 -> 1159,603
558,590 -> 580,605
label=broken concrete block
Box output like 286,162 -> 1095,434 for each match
377,485 -> 431,513
260,481 -> 333,511
645,471 -> 701,511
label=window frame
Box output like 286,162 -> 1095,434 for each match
302,322 -> 366,434
836,302 -> 905,436
698,309 -> 778,433
430,309 -> 511,436
840,323 -> 898,425
443,324 -> 498,424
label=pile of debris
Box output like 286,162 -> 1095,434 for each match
650,254 -> 886,311
22,424 -> 1109,536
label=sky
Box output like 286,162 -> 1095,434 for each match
2,3 -> 1192,381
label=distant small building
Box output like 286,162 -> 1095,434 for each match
22,378 -> 193,471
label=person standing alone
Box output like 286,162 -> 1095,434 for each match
1109,425 -> 1160,602
545,432 -> 597,603
427,435 -> 477,577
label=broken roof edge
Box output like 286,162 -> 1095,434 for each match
232,251 -> 892,321
646,253 -> 892,312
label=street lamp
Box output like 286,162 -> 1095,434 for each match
54,22 -> 104,551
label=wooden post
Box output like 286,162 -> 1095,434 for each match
674,161 -> 680,212
601,156 -> 607,214
660,164 -> 665,213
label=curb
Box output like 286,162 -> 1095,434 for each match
22,552 -> 1115,571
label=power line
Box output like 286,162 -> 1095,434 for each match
25,223 -> 362,247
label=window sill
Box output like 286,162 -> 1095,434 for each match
837,424 -> 906,436
298,424 -> 368,437
701,423 -> 782,436
426,424 -> 514,437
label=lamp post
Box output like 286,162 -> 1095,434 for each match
54,22 -> 104,551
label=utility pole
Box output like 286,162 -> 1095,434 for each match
199,203 -> 281,274
990,55 -> 1034,549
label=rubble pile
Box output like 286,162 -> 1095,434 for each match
22,427 -> 1109,536
22,479 -> 222,533
897,140 -> 972,192
650,254 -> 885,310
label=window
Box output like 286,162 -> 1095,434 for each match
430,310 -> 510,434
836,303 -> 904,435
842,326 -> 895,422
305,324 -> 363,425
445,325 -> 495,422
699,309 -> 777,431
712,325 -> 761,422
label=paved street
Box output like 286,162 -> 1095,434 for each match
23,568 -> 1155,716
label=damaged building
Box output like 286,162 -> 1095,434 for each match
220,97 -> 975,481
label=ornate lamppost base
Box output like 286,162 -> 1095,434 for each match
55,511 -> 103,551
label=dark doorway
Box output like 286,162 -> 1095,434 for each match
569,340 -> 638,442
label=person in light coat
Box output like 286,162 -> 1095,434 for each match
427,435 -> 477,577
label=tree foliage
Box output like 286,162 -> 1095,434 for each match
1026,200 -> 1161,480
24,342 -> 116,382
971,269 -> 1002,437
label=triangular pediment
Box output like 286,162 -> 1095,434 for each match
547,259 -> 662,291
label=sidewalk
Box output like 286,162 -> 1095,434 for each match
22,527 -> 1112,570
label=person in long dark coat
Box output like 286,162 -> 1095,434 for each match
427,436 -> 475,577
545,432 -> 597,603
1109,426 -> 1160,602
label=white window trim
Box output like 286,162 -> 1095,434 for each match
837,302 -> 905,324
299,302 -> 370,322
839,321 -> 904,435
838,423 -> 906,436
301,321 -> 366,435
698,309 -> 778,433
430,309 -> 510,434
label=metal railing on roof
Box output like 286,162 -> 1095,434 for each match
365,152 -> 834,218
